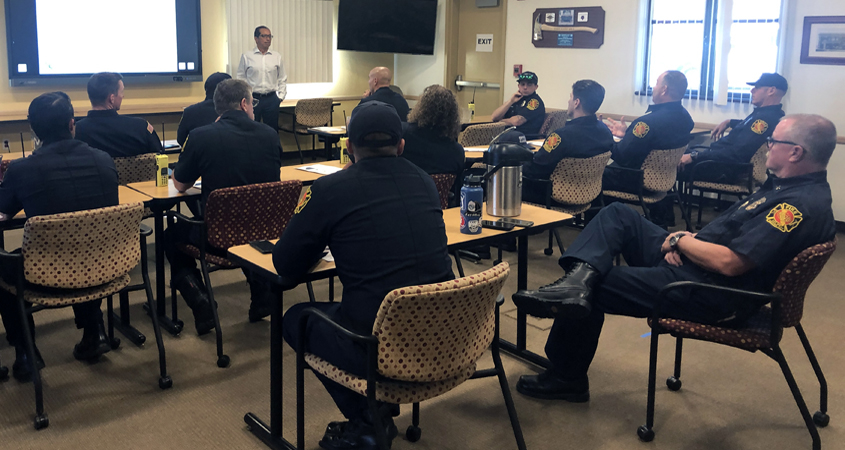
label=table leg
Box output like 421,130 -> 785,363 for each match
244,289 -> 296,449
142,207 -> 184,336
498,233 -> 552,369
111,291 -> 146,346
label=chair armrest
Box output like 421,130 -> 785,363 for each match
602,165 -> 644,191
165,210 -> 204,226
139,223 -> 153,237
689,161 -> 753,188
522,176 -> 552,208
651,280 -> 780,324
297,307 -> 379,347
689,145 -> 710,151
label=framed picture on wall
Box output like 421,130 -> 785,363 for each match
800,16 -> 845,65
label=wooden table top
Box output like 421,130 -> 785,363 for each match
307,126 -> 347,136
464,139 -> 543,160
280,160 -> 344,184
229,203 -> 572,280
126,179 -> 200,200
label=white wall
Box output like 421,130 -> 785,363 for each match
393,0 -> 448,95
504,0 -> 845,218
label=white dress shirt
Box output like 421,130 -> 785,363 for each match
237,47 -> 287,101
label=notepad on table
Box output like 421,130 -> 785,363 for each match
296,164 -> 343,175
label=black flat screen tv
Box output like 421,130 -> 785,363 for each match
337,0 -> 437,55
5,0 -> 203,86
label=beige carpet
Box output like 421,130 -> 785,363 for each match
0,220 -> 843,450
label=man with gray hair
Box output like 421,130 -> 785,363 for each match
512,114 -> 836,403
167,79 -> 283,334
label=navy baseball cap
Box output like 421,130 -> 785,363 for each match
496,129 -> 534,149
348,101 -> 403,148
204,72 -> 231,97
517,71 -> 538,84
747,73 -> 788,92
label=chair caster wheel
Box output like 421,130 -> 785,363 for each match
110,337 -> 121,350
666,376 -> 682,391
217,355 -> 230,368
813,411 -> 830,427
406,425 -> 421,442
159,376 -> 173,390
544,248 -> 553,256
637,425 -> 654,442
34,414 -> 49,430
0,365 -> 8,381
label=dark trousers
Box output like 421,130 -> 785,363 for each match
163,217 -> 277,301
602,165 -> 675,226
283,302 -> 397,421
545,203 -> 744,380
0,283 -> 102,347
253,93 -> 281,130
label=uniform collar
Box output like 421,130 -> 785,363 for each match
763,171 -> 828,191
87,109 -> 119,117
218,109 -> 251,122
252,47 -> 274,55
753,104 -> 783,114
566,114 -> 596,126
646,101 -> 683,113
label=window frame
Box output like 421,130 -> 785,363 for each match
637,0 -> 781,103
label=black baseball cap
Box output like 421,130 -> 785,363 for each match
204,72 -> 232,98
348,101 -> 403,148
517,71 -> 538,85
747,73 -> 788,92
496,129 -> 534,149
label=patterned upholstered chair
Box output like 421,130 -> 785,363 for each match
114,154 -> 158,185
458,122 -> 510,147
0,159 -> 11,181
523,151 -> 611,256
638,240 -> 836,448
279,98 -> 334,163
167,180 -> 302,367
429,173 -> 457,209
684,143 -> 768,228
0,202 -> 171,430
602,146 -> 690,230
295,263 -> 526,450
535,108 -> 569,138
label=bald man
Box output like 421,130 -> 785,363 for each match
359,66 -> 409,121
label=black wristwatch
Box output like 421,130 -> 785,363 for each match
669,232 -> 687,250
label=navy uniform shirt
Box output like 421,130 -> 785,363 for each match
359,87 -> 410,122
0,139 -> 119,218
693,104 -> 784,164
693,171 -> 835,315
273,156 -> 455,334
522,114 -> 615,179
174,110 -> 282,208
177,99 -> 219,147
75,110 -> 163,158
612,101 -> 694,169
504,92 -> 545,136
400,122 -> 465,177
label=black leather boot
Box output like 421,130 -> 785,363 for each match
73,322 -> 111,361
173,273 -> 216,335
512,261 -> 601,319
12,345 -> 45,382
516,370 -> 589,402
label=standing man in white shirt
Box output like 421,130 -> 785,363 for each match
237,25 -> 287,129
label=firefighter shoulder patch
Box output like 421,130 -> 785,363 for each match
632,121 -> 649,138
766,203 -> 802,232
543,133 -> 561,153
527,99 -> 540,111
294,189 -> 312,214
750,119 -> 768,135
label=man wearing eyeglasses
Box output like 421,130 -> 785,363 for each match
511,114 -> 835,403
168,79 -> 283,335
237,26 -> 287,129
678,73 -> 787,180
492,71 -> 546,137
